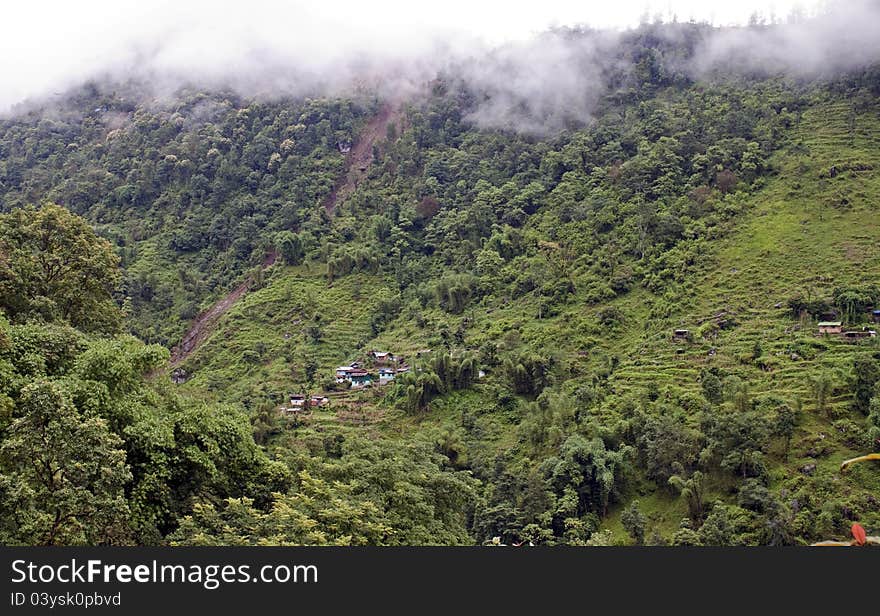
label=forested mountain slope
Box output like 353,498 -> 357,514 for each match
1,21 -> 879,546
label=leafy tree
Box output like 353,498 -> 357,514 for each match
833,285 -> 879,323
171,472 -> 392,546
0,381 -> 131,545
276,231 -> 305,265
504,352 -> 555,396
398,370 -> 443,414
867,389 -> 880,452
0,204 -> 121,332
811,370 -> 835,417
700,405 -> 771,479
669,469 -> 705,526
697,502 -> 737,546
774,403 -> 800,460
637,412 -> 701,484
621,500 -> 646,545
671,519 -> 702,546
545,435 -> 632,518
851,355 -> 880,416
700,369 -> 724,405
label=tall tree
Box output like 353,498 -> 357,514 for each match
0,381 -> 131,545
0,203 -> 121,332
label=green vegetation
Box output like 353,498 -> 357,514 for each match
1,22 -> 879,546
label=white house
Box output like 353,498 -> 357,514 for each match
335,366 -> 354,383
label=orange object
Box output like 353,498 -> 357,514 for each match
851,523 -> 867,546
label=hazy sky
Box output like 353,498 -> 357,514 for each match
0,1 -> 823,110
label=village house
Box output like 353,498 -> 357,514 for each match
818,321 -> 843,335
280,395 -> 311,417
336,362 -> 361,383
378,367 -> 395,384
282,394 -> 329,415
348,368 -> 372,388
310,395 -> 330,407
672,329 -> 691,342
335,366 -> 355,383
289,394 -> 306,408
369,350 -> 395,365
873,310 -> 880,324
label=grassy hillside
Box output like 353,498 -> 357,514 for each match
5,19 -> 880,547
161,93 -> 880,544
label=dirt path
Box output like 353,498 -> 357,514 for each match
169,250 -> 276,367
322,103 -> 403,215
168,104 -> 403,368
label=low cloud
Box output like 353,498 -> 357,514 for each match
2,1 -> 879,135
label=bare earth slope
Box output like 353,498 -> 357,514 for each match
170,103 -> 402,366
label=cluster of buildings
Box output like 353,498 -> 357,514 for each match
335,350 -> 411,389
280,394 -> 330,416
280,350 -> 423,418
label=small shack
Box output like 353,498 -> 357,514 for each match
369,350 -> 395,365
842,329 -> 877,342
873,310 -> 880,324
378,367 -> 395,384
289,394 -> 306,408
818,321 -> 843,335
281,395 -> 311,417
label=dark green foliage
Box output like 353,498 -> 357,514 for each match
669,470 -> 705,526
0,204 -> 121,332
867,389 -> 880,451
1,92 -> 371,344
700,369 -> 724,405
0,380 -> 131,545
634,410 -> 702,484
2,24 -> 880,547
852,355 -> 880,415
833,285 -> 879,323
774,402 -> 800,459
621,500 -> 646,545
544,435 -> 633,518
433,274 -> 479,314
0,248 -> 290,544
700,404 -> 771,479
393,352 -> 479,413
276,231 -> 304,265
504,352 -> 555,396
171,437 -> 477,545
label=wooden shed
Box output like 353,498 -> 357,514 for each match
818,321 -> 843,335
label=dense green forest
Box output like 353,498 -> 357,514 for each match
1,20 -> 879,545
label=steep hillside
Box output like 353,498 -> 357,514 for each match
3,22 -> 880,546
163,90 -> 880,545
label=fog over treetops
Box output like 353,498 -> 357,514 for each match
3,0 -> 880,135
